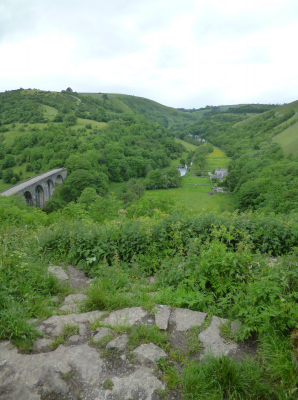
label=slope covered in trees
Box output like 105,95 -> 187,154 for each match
1,89 -> 298,398
0,89 -> 187,204
174,100 -> 298,214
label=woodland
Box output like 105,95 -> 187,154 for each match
1,89 -> 298,399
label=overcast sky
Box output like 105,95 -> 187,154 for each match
1,0 -> 298,108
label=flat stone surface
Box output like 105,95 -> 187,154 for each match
106,334 -> 128,351
68,334 -> 81,343
199,316 -> 239,357
48,266 -> 69,281
95,367 -> 164,400
0,342 -> 104,399
169,308 -> 207,331
63,294 -> 87,304
59,304 -> 78,313
41,310 -> 105,336
34,338 -> 53,350
133,343 -> 167,366
93,327 -> 114,343
38,365 -> 67,395
67,265 -> 94,288
79,324 -> 87,336
155,305 -> 171,330
103,307 -> 147,327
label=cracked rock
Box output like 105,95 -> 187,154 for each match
48,266 -> 69,281
63,294 -> 87,304
93,327 -> 114,342
154,305 -> 171,330
133,343 -> 167,366
34,338 -> 53,350
199,316 -> 239,357
106,335 -> 128,351
38,365 -> 67,395
103,307 -> 147,327
169,308 -> 207,331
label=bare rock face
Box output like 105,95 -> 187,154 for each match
0,342 -> 104,399
106,335 -> 129,351
169,308 -> 207,331
133,343 -> 167,366
103,307 -> 147,327
199,316 -> 239,357
93,327 -> 114,343
48,266 -> 69,281
95,367 -> 164,400
34,338 -> 53,351
154,305 -> 171,330
38,365 -> 67,395
63,294 -> 87,304
40,310 -> 105,336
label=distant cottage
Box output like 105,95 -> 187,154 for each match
214,168 -> 228,177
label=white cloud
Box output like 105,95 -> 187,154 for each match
1,0 -> 298,107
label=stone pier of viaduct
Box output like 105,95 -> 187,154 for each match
0,168 -> 67,208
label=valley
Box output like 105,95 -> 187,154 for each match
1,88 -> 298,400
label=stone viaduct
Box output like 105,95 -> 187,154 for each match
0,168 -> 67,208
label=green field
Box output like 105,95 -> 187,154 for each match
206,147 -> 231,171
146,186 -> 235,212
182,175 -> 210,184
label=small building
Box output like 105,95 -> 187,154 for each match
214,168 -> 228,177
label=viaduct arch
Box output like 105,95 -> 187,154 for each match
0,168 -> 67,208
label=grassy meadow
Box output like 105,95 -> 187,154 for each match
273,122 -> 298,156
206,146 -> 231,171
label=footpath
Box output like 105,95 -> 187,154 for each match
0,266 -> 247,400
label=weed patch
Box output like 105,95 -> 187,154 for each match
51,324 -> 79,350
127,324 -> 168,351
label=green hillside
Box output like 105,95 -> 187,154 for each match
80,92 -> 201,128
2,89 -> 298,398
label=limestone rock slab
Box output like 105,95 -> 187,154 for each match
68,334 -> 81,343
169,308 -> 207,331
103,307 -> 147,327
38,365 -> 67,395
48,266 -> 69,281
63,294 -> 87,304
155,305 -> 171,330
93,327 -> 114,343
34,338 -> 53,350
133,343 -> 167,366
199,316 -> 238,357
106,334 -> 128,351
41,310 -> 105,336
59,304 -> 78,313
0,342 -> 104,399
95,367 -> 164,400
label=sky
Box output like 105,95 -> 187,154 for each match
1,0 -> 298,108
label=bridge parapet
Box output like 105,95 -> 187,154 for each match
0,168 -> 67,208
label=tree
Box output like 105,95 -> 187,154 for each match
3,169 -> 14,183
2,154 -> 16,169
63,114 -> 77,126
78,187 -> 98,205
66,87 -> 73,92
102,94 -> 108,100
60,169 -> 108,202
65,155 -> 92,173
